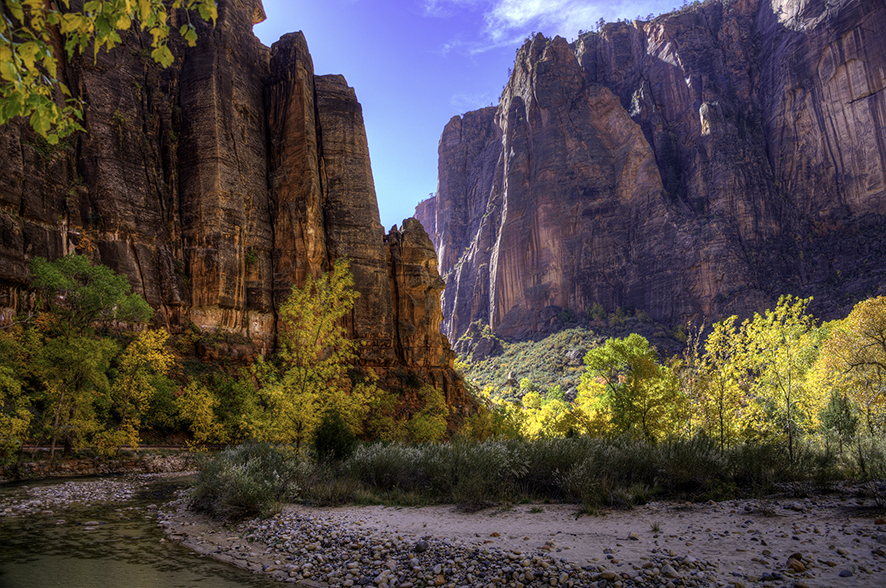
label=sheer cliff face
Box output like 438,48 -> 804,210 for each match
0,0 -> 462,401
422,0 -> 886,341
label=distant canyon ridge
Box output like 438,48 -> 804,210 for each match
414,0 -> 886,342
0,0 -> 466,406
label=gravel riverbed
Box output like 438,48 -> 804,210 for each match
4,477 -> 886,588
157,485 -> 886,588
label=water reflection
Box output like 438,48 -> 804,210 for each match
0,477 -> 278,588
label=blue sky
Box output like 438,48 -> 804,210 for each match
253,0 -> 684,230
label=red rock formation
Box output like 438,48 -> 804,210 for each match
0,0 -> 466,405
420,0 -> 886,341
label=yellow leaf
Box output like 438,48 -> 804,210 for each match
139,0 -> 152,24
8,3 -> 24,22
150,44 -> 173,68
18,41 -> 39,71
0,60 -> 19,83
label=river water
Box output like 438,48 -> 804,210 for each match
0,475 -> 278,588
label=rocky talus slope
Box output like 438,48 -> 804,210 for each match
0,0 -> 465,407
414,0 -> 886,341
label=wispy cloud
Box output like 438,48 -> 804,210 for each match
451,91 -> 500,111
421,0 -> 487,18
423,0 -> 680,52
484,0 -> 598,42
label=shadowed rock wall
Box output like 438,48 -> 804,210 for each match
0,0 -> 465,407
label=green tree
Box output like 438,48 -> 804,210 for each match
313,409 -> 356,462
406,384 -> 449,442
27,254 -> 153,455
36,334 -> 118,456
819,391 -> 858,453
1,0 -> 216,142
30,254 -> 152,336
742,295 -> 824,462
579,333 -> 685,442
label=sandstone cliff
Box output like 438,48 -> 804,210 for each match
0,0 -> 466,409
419,0 -> 886,341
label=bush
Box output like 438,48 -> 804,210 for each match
188,434 -> 881,517
313,410 -> 357,462
190,442 -> 307,520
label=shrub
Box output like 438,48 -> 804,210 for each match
313,410 -> 357,463
190,442 -> 307,520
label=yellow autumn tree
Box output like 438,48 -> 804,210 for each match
249,259 -> 371,449
815,296 -> 886,435
0,327 -> 34,460
98,328 -> 175,452
696,316 -> 747,450
741,295 -> 825,462
177,381 -> 227,449
1,0 -> 217,142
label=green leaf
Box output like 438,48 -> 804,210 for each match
183,26 -> 197,47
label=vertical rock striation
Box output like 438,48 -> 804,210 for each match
0,0 -> 465,405
422,0 -> 886,341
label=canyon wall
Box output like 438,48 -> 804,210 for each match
0,0 -> 466,408
419,0 -> 886,341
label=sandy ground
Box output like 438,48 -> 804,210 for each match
164,489 -> 886,587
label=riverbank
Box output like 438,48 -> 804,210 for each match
159,484 -> 886,588
0,472 -> 192,518
0,472 -> 282,588
4,474 -> 886,587
0,452 -> 197,484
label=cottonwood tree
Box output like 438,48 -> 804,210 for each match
249,259 -> 371,449
742,295 -> 824,463
28,253 -> 153,455
0,327 -> 36,460
36,334 -> 118,456
697,316 -> 747,450
1,0 -> 216,142
30,253 -> 152,337
579,333 -> 685,442
101,328 -> 175,451
177,381 -> 228,448
815,296 -> 886,435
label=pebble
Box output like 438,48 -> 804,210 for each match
11,476 -> 885,588
156,499 -> 726,588
0,476 -> 159,517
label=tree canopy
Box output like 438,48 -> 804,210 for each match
30,253 -> 153,336
579,333 -> 684,442
1,0 -> 216,142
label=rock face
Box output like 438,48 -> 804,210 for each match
419,0 -> 886,341
0,0 -> 465,407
